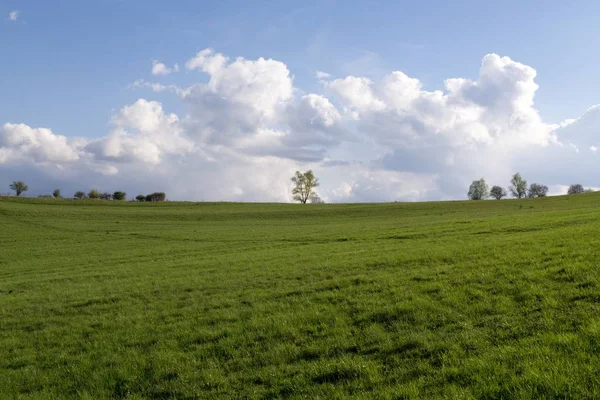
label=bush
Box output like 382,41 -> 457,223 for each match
568,184 -> 585,195
88,189 -> 100,199
113,191 -> 127,201
528,183 -> 548,198
74,191 -> 86,199
99,192 -> 113,200
53,189 -> 61,198
135,195 -> 146,202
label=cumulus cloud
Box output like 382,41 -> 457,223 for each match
2,49 -> 600,201
152,61 -> 179,76
9,10 -> 18,21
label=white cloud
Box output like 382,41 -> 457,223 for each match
152,61 -> 179,76
4,49 -> 600,201
9,10 -> 18,21
316,70 -> 331,79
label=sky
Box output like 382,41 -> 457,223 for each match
2,0 -> 600,201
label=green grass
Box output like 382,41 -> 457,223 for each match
2,194 -> 600,399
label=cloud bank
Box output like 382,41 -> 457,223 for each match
1,49 -> 597,201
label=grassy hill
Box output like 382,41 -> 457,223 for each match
2,195 -> 600,398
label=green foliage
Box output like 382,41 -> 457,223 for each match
52,188 -> 61,198
113,191 -> 127,201
74,191 -> 86,199
88,189 -> 100,199
467,178 -> 488,200
9,180 -> 28,196
509,173 -> 528,198
99,192 -> 113,200
292,170 -> 319,203
489,185 -> 507,200
2,193 -> 600,398
136,194 -> 146,202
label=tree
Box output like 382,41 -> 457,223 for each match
489,186 -> 507,200
113,191 -> 127,201
291,170 -> 319,204
74,191 -> 86,199
136,194 -> 146,202
309,194 -> 324,204
509,173 -> 527,199
99,192 -> 112,200
528,183 -> 548,198
88,189 -> 100,199
467,178 -> 489,200
568,184 -> 585,195
53,188 -> 61,198
145,192 -> 166,202
9,181 -> 28,197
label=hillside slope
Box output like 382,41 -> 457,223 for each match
2,195 -> 600,398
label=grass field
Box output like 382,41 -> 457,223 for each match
2,195 -> 600,399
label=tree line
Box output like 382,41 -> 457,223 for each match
468,173 -> 591,200
6,181 -> 166,202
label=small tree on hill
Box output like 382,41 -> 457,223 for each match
509,173 -> 527,199
489,186 -> 507,200
468,178 -> 489,200
568,184 -> 585,195
88,189 -> 100,199
528,183 -> 548,198
53,188 -> 61,198
113,191 -> 127,201
9,181 -> 28,197
291,170 -> 319,204
74,191 -> 86,199
136,194 -> 146,202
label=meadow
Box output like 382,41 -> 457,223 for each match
2,194 -> 600,399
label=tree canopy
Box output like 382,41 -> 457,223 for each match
9,181 -> 28,197
291,170 -> 319,204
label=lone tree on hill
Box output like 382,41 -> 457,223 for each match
467,178 -> 489,200
53,189 -> 61,198
528,183 -> 548,198
509,173 -> 527,199
9,181 -> 28,197
291,170 -> 319,204
568,184 -> 585,195
490,185 -> 507,200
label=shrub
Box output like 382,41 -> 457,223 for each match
99,192 -> 113,200
53,189 -> 61,198
74,191 -> 86,199
88,189 -> 100,199
135,195 -> 146,202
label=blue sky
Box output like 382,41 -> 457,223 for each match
2,1 -> 600,200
